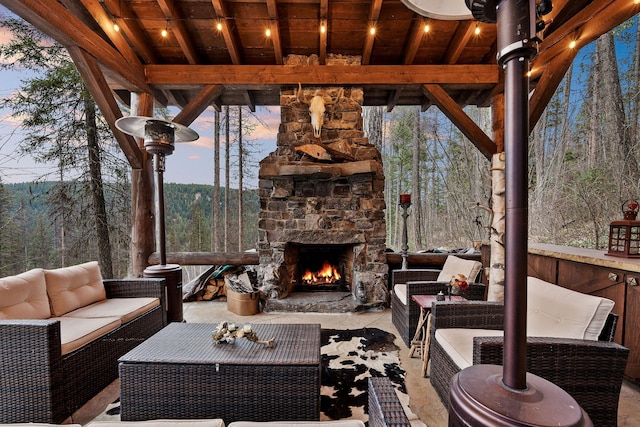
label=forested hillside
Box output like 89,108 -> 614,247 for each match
0,182 -> 258,277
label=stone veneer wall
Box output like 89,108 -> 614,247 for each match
256,84 -> 389,307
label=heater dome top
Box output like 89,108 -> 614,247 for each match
115,116 -> 199,142
401,0 -> 472,20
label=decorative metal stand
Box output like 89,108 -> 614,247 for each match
399,194 -> 412,270
116,116 -> 199,323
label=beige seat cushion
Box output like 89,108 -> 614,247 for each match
394,283 -> 408,305
0,268 -> 51,319
527,277 -> 614,340
45,261 -> 106,316
64,297 -> 160,323
435,328 -> 504,369
436,255 -> 482,283
1,424 -> 81,427
87,421 -> 225,427
53,316 -> 121,355
229,421 -> 365,427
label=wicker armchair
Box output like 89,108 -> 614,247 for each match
429,300 -> 628,427
391,256 -> 484,347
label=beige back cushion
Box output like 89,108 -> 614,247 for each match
436,255 -> 482,283
527,276 -> 614,340
0,268 -> 51,319
45,261 -> 106,316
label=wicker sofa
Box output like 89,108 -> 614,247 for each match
391,255 -> 484,347
0,262 -> 167,424
429,277 -> 629,427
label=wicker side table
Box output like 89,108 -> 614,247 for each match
410,295 -> 466,377
119,322 -> 321,422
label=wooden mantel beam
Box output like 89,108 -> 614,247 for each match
144,64 -> 500,86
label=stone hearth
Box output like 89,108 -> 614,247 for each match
256,82 -> 388,311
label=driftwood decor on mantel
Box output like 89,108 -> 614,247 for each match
259,159 -> 380,179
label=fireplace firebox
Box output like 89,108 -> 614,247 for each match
287,243 -> 353,292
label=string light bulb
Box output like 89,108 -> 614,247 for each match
161,19 -> 169,38
216,22 -> 223,31
424,24 -> 430,33
265,28 -> 271,37
569,40 -> 577,49
369,27 -> 376,36
474,24 -> 480,35
320,24 -> 326,34
113,22 -> 119,32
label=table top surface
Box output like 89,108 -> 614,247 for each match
411,294 -> 466,308
119,322 -> 321,366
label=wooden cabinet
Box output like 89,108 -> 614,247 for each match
523,243 -> 640,381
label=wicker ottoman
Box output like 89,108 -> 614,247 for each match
119,322 -> 321,423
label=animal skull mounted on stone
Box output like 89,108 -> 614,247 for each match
296,83 -> 344,138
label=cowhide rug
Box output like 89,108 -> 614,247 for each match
92,328 -> 416,425
320,327 -> 405,421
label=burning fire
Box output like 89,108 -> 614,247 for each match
302,260 -> 341,285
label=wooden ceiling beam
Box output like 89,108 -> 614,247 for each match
211,0 -> 242,64
103,0 -> 157,64
537,0 -> 640,62
243,90 -> 257,112
529,48 -> 578,132
66,46 -> 142,169
403,16 -> 427,65
266,0 -> 283,65
362,0 -> 382,65
145,64 -> 500,85
386,89 -> 401,112
157,0 -> 200,64
1,0 -> 151,94
422,83 -> 496,159
443,21 -> 475,64
173,85 -> 224,126
77,0 -> 143,69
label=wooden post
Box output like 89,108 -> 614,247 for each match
129,92 -> 155,277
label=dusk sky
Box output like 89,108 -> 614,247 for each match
0,14 -> 280,188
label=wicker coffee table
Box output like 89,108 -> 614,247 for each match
118,322 -> 321,422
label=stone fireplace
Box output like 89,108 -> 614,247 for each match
256,80 -> 389,310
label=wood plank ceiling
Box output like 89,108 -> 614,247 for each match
1,0 -> 639,165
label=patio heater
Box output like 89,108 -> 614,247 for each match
116,116 -> 199,323
402,0 -> 591,425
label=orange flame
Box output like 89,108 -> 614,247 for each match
302,260 -> 341,284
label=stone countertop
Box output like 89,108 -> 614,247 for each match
529,242 -> 640,273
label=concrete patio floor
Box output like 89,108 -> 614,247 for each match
74,299 -> 640,426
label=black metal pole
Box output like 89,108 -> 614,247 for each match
499,0 -> 535,388
154,153 -> 167,266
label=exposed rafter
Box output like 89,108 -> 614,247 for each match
362,0 -> 383,65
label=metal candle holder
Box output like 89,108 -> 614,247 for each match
399,194 -> 412,270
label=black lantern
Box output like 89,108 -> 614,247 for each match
607,199 -> 640,258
